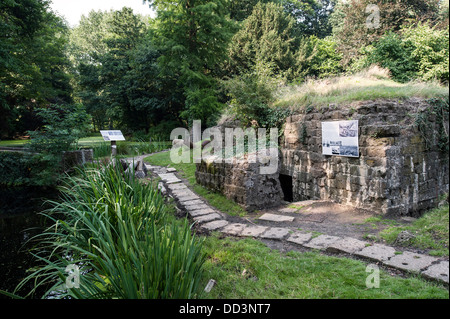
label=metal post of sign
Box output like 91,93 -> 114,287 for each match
111,141 -> 117,156
100,130 -> 125,157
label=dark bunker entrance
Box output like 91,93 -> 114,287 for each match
279,174 -> 293,202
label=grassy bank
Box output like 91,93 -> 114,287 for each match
370,204 -> 449,257
144,150 -> 247,217
197,234 -> 448,299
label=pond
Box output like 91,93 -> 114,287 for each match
0,186 -> 58,299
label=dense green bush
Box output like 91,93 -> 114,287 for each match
295,36 -> 343,80
0,152 -> 57,187
222,59 -> 291,130
354,24 -> 449,83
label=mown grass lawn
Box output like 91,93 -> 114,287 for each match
145,148 -> 449,299
196,234 -> 448,299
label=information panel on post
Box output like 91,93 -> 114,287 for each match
321,120 -> 359,158
100,130 -> 126,142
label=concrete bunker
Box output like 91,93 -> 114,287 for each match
195,98 -> 449,216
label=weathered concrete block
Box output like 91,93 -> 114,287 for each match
201,220 -> 229,231
220,223 -> 247,236
240,225 -> 268,238
260,227 -> 290,240
303,235 -> 341,250
193,213 -> 222,224
422,261 -> 449,284
383,251 -> 438,273
189,208 -> 216,217
286,231 -> 312,245
258,213 -> 295,222
354,244 -> 397,262
326,237 -> 369,254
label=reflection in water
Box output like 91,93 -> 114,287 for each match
0,187 -> 57,298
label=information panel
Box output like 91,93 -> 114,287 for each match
322,120 -> 359,158
100,130 -> 126,142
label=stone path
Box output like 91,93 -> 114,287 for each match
145,163 -> 449,286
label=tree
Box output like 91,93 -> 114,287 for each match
280,0 -> 336,39
0,0 -> 73,138
71,8 -> 149,131
226,2 -> 297,80
145,0 -> 234,127
330,0 -> 440,66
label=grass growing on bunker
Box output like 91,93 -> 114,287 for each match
198,234 -> 449,299
7,161 -> 205,299
275,66 -> 449,111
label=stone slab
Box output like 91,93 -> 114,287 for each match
286,231 -> 312,246
422,261 -> 449,284
168,183 -> 188,190
326,237 -> 369,254
165,179 -> 182,184
241,225 -> 268,238
220,223 -> 247,236
383,251 -> 438,273
189,208 -> 217,217
177,195 -> 200,202
354,244 -> 396,262
185,204 -> 211,212
171,189 -> 196,197
260,227 -> 290,240
180,199 -> 204,206
193,213 -> 222,224
259,213 -> 295,223
303,235 -> 341,250
201,220 -> 229,231
167,168 -> 177,172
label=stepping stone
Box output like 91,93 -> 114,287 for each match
326,237 -> 369,254
171,189 -> 196,197
189,208 -> 217,217
185,204 -> 210,212
220,223 -> 247,236
168,183 -> 187,190
180,199 -> 204,206
354,244 -> 396,262
303,235 -> 341,250
259,213 -> 294,223
177,195 -> 200,202
158,173 -> 181,184
286,231 -> 312,246
193,213 -> 222,224
241,225 -> 268,238
422,261 -> 449,284
167,167 -> 177,172
201,220 -> 229,231
383,251 -> 438,273
260,227 -> 290,240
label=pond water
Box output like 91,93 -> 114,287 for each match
0,187 -> 58,298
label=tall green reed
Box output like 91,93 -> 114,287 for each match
11,161 -> 205,299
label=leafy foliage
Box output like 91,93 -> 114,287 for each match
12,162 -> 205,299
355,24 -> 449,84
